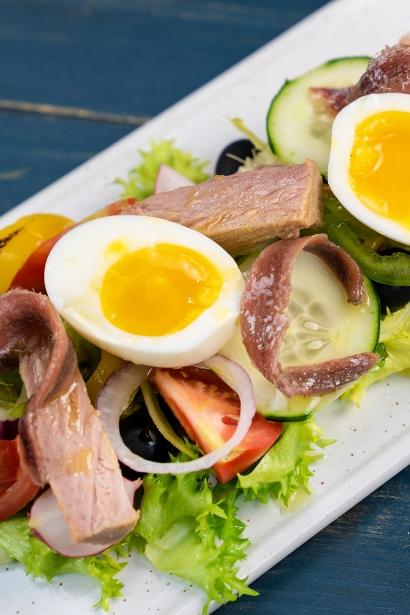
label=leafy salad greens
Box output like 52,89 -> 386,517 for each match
0,422 -> 326,613
2,137 -> 410,613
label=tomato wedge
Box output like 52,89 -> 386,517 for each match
0,436 -> 39,522
9,198 -> 138,294
150,366 -> 282,484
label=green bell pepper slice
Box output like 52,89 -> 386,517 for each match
326,222 -> 410,286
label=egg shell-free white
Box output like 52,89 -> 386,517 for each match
44,216 -> 245,367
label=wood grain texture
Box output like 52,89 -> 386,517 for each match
0,0 -> 328,215
219,466 -> 410,614
0,112 -> 130,215
0,0 -> 328,116
0,100 -> 150,125
0,0 -> 409,614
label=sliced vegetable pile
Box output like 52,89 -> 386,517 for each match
2,38 -> 410,615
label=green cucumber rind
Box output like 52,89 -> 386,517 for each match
266,56 -> 371,173
259,275 -> 380,422
263,413 -> 313,423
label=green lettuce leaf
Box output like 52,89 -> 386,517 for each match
238,419 -> 333,505
0,425 -> 331,613
115,140 -> 209,201
230,118 -> 281,169
343,302 -> 410,404
134,452 -> 257,614
0,370 -> 26,420
0,514 -> 130,610
65,323 -> 101,382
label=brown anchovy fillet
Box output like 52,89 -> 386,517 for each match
310,43 -> 410,117
124,161 -> 323,254
0,290 -> 139,544
241,234 -> 380,397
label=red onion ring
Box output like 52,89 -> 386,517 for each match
96,355 -> 256,475
28,477 -> 141,557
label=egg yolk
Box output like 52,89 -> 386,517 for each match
100,243 -> 223,336
349,110 -> 410,226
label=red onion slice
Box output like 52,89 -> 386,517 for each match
28,477 -> 141,558
97,356 -> 256,475
154,164 -> 195,194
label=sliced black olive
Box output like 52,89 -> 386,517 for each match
119,414 -> 175,480
215,139 -> 255,176
373,247 -> 410,314
119,414 -> 173,481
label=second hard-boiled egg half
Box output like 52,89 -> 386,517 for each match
45,216 -> 245,367
328,92 -> 410,244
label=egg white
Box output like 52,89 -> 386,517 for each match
328,92 -> 410,244
45,216 -> 245,367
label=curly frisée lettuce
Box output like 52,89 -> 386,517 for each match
133,448 -> 257,614
0,422 -> 332,612
0,514 -> 130,610
343,302 -> 410,404
133,428 -> 332,613
116,139 -> 209,201
231,118 -> 281,171
238,419 -> 334,505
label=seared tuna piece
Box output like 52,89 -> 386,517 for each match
125,161 -> 323,253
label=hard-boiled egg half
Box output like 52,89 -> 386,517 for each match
45,216 -> 245,367
328,93 -> 410,244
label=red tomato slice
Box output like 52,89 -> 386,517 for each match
0,439 -> 20,491
9,198 -> 138,294
150,366 -> 282,484
0,436 -> 39,522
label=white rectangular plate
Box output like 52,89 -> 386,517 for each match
1,0 -> 410,613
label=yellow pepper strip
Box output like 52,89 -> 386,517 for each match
0,214 -> 73,294
140,380 -> 196,459
86,349 -> 127,406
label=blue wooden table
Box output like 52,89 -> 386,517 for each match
0,1 -> 409,613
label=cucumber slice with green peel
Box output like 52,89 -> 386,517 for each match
220,326 -> 343,421
221,250 -> 380,421
281,251 -> 380,368
267,56 -> 370,174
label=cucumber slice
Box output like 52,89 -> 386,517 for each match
220,326 -> 340,421
221,250 -> 380,421
267,56 -> 370,174
281,251 -> 379,368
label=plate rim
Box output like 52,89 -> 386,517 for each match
1,0 -> 410,613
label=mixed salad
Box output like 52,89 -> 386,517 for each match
1,38 -> 410,615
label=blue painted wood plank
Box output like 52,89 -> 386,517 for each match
0,112 -> 131,215
0,0 -> 328,116
0,0 -> 329,213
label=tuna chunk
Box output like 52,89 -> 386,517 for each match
125,161 -> 323,253
0,290 -> 139,545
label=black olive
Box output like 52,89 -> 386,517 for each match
215,139 -> 255,176
373,247 -> 410,314
119,414 -> 173,477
